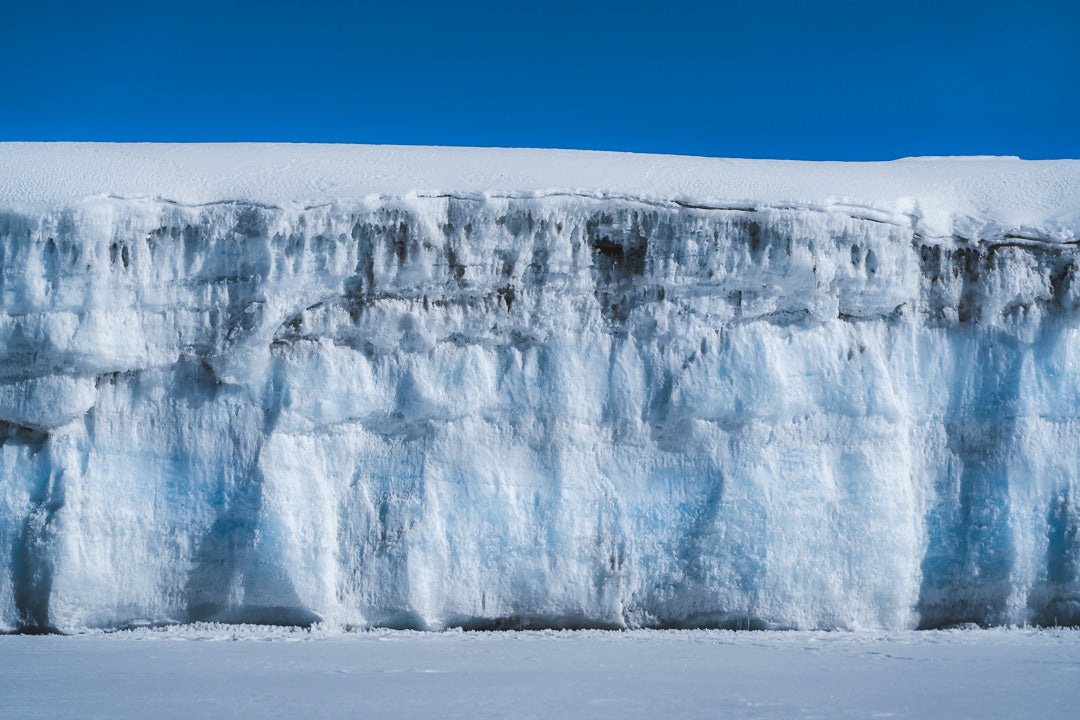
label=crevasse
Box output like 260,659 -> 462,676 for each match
1,194 -> 1078,632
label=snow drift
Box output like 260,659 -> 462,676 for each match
1,144 -> 1079,632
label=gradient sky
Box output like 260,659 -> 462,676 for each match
1,0 -> 1077,159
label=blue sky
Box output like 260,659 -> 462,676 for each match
1,0 -> 1077,159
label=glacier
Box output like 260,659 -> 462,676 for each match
1,144 -> 1080,632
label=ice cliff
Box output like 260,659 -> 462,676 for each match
2,144 -> 1080,632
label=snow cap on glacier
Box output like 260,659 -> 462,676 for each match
1,143 -> 1078,241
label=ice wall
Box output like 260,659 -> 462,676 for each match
1,192 -> 1079,632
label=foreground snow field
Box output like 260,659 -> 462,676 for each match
2,144 -> 1080,632
2,628 -> 1078,719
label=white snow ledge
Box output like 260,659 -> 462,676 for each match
1,143 -> 1078,243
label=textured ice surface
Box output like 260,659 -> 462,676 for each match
1,144 -> 1080,632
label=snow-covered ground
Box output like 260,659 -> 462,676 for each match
2,628 -> 1078,719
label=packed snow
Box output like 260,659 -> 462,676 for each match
1,143 -> 1079,633
2,627 -> 1078,719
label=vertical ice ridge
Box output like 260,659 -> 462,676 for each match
0,195 -> 1077,631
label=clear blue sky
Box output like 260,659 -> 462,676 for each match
2,0 -> 1077,159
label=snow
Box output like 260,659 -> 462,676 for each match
1,143 -> 1079,241
1,143 -> 1080,633
2,628 -> 1078,719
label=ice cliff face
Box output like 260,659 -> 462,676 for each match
2,150 -> 1080,632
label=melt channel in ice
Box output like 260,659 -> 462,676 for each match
1,143 -> 1079,632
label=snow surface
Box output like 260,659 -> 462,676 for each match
2,628 -> 1078,719
1,144 -> 1080,632
2,143 -> 1079,240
